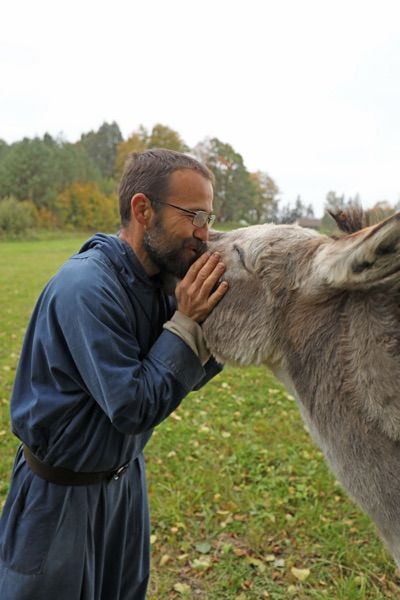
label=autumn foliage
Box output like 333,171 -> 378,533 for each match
54,182 -> 119,232
0,120 -> 330,237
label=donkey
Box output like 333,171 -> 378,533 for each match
202,211 -> 400,566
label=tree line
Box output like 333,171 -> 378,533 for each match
0,121 -> 306,235
0,121 -> 397,236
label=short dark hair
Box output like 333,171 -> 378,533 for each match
118,148 -> 214,227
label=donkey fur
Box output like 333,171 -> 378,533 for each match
203,212 -> 400,566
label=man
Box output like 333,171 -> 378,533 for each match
0,149 -> 228,599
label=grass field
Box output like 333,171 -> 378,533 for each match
0,237 -> 399,599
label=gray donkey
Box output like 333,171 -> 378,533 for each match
202,211 -> 400,566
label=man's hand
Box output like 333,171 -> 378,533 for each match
175,252 -> 228,323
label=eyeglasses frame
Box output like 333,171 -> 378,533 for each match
146,196 -> 216,228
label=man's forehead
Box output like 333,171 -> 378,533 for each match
166,170 -> 214,211
168,169 -> 212,193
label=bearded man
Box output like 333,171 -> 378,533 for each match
0,149 -> 227,600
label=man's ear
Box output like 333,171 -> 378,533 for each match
131,194 -> 153,226
313,212 -> 400,289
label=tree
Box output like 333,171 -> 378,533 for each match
0,197 -> 35,236
250,171 -> 280,223
193,137 -> 256,223
0,137 -> 58,205
115,127 -> 148,178
0,139 -> 8,161
54,182 -> 119,231
115,123 -> 188,178
79,121 -> 123,179
0,135 -> 100,207
147,123 -> 188,152
366,200 -> 395,224
56,142 -> 101,191
276,195 -> 314,224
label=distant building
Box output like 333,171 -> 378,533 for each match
294,217 -> 321,230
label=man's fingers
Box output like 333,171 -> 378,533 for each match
183,252 -> 221,286
181,251 -> 211,285
196,260 -> 226,297
176,252 -> 228,322
194,254 -> 225,290
206,280 -> 229,309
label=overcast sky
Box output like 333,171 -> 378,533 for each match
1,0 -> 399,217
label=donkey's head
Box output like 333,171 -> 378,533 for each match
203,213 -> 400,367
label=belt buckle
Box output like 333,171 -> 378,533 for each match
112,463 -> 129,481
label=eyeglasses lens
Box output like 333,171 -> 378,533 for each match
193,212 -> 215,227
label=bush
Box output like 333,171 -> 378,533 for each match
31,205 -> 60,229
54,182 -> 119,232
0,197 -> 35,237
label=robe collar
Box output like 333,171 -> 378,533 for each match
79,233 -> 163,290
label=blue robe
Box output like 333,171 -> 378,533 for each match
0,234 -> 221,599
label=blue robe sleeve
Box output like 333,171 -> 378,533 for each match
193,356 -> 223,389
61,281 -> 207,434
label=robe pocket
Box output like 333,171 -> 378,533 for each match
0,487 -> 59,576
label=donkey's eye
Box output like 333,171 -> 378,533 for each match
233,244 -> 250,272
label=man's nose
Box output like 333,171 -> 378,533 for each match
193,225 -> 209,242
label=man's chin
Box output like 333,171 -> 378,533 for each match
145,234 -> 207,280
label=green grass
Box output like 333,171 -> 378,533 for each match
0,238 -> 399,599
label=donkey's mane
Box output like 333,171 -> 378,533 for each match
329,205 -> 368,234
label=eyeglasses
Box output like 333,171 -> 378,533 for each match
150,198 -> 216,228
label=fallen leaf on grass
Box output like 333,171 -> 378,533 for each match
191,557 -> 211,570
291,566 -> 311,581
173,582 -> 191,594
195,541 -> 211,554
233,514 -> 247,522
264,554 -> 276,562
178,553 -> 189,561
245,556 -> 266,572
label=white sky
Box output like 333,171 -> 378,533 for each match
1,0 -> 399,217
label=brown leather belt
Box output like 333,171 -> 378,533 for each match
23,445 -> 130,486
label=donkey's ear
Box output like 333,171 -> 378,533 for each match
313,212 -> 400,288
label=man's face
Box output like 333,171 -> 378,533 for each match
143,170 -> 214,279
